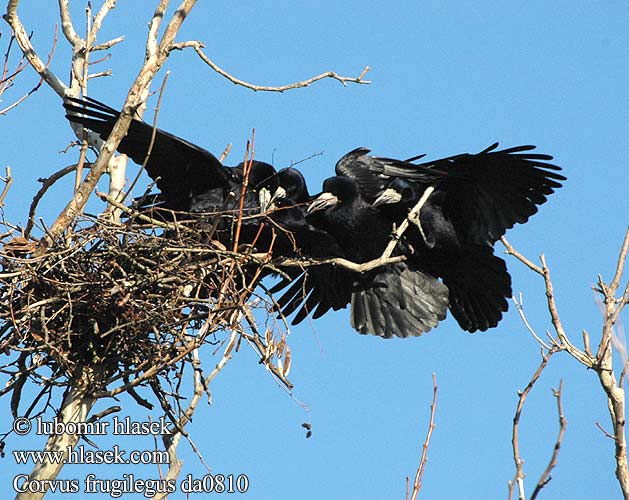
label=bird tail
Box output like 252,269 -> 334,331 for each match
351,263 -> 449,338
441,245 -> 512,332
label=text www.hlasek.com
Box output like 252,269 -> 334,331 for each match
13,445 -> 167,465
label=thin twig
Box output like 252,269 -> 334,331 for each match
409,373 -> 438,500
0,166 -> 13,206
0,23 -> 58,115
509,349 -> 556,500
530,380 -> 567,500
501,237 -> 543,275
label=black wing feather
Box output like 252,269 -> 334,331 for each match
64,96 -> 232,211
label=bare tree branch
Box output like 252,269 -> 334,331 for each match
3,0 -> 66,95
171,40 -> 371,92
42,0 -> 198,247
408,373 -> 438,500
530,380 -> 567,500
506,226 -> 629,499
0,166 -> 12,206
0,22 -> 57,115
508,349 -> 557,500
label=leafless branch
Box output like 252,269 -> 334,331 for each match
3,0 -> 66,95
0,166 -> 12,206
595,421 -> 616,440
505,226 -> 629,499
512,293 -> 554,350
508,349 -> 557,500
501,236 -> 544,275
407,373 -> 438,500
171,40 -> 371,92
119,70 -> 171,206
502,237 -> 593,367
219,143 -> 232,162
1,31 -> 27,94
153,348 -> 209,500
0,23 -> 57,115
91,34 -> 124,51
42,0 -> 198,248
25,163 -> 81,238
530,380 -> 567,500
596,226 -> 629,498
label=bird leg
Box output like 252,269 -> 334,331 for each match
381,185 -> 436,261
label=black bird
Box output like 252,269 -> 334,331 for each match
361,144 -> 564,332
273,175 -> 450,338
63,96 -> 279,217
368,177 -> 511,331
270,167 -> 311,206
373,182 -> 511,331
332,147 -> 445,203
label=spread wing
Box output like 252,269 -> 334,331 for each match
432,143 -> 565,244
385,143 -> 566,244
64,96 -> 233,211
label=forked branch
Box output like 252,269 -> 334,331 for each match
503,226 -> 629,499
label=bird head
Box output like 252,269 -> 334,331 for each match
247,161 -> 279,212
372,179 -> 415,208
307,176 -> 359,214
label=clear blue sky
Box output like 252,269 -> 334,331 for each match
2,1 -> 628,499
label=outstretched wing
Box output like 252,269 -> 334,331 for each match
273,259 -> 449,338
389,143 -> 566,245
438,144 -> 565,244
64,96 -> 232,211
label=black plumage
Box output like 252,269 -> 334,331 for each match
273,175 -> 449,338
272,167 -> 311,205
273,143 -> 564,336
369,177 -> 510,331
62,96 -> 566,338
361,143 -> 566,245
63,96 -> 278,216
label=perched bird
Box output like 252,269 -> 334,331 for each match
273,175 -> 450,338
63,96 -> 279,217
270,167 -> 311,206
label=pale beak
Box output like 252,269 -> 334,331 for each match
372,188 -> 402,207
307,192 -> 339,214
268,186 -> 287,210
258,187 -> 272,213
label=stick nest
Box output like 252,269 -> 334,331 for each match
0,215 -> 288,391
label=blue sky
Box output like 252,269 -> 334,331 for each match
2,1 -> 628,499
